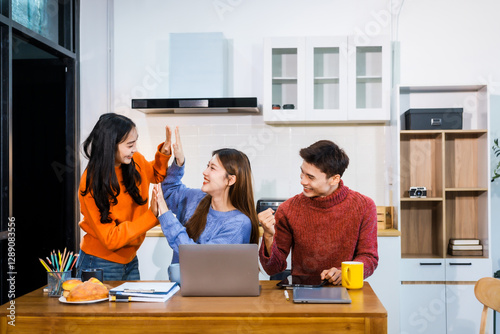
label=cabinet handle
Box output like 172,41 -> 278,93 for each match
419,263 -> 442,265
449,262 -> 472,266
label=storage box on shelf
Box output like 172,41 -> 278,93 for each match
263,35 -> 390,123
397,85 -> 491,334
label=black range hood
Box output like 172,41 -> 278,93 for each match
131,97 -> 259,114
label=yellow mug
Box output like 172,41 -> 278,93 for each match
341,261 -> 364,289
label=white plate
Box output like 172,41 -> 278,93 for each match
59,296 -> 108,304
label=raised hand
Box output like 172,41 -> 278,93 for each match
258,208 -> 276,237
160,125 -> 173,156
172,126 -> 185,166
153,184 -> 169,216
150,185 -> 159,217
258,208 -> 276,254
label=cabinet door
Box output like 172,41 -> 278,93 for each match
446,284 -> 485,334
445,258 -> 491,281
400,259 -> 445,282
400,284 -> 447,334
305,36 -> 348,121
347,35 -> 390,121
263,37 -> 306,123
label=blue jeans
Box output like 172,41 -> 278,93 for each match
76,250 -> 140,281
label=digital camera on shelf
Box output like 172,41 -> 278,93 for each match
409,187 -> 427,198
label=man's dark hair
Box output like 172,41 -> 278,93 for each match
299,140 -> 349,178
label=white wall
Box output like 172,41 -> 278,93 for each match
109,0 -> 393,206
397,0 -> 500,271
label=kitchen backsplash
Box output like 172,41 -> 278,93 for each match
129,111 -> 391,206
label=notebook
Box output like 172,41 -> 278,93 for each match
179,244 -> 260,297
293,287 -> 352,304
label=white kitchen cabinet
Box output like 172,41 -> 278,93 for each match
263,37 -> 306,123
401,283 -> 486,334
446,284 -> 484,334
347,36 -> 391,122
366,236 -> 401,334
400,284 -> 447,334
263,35 -> 390,123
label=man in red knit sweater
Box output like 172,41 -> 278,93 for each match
259,140 -> 378,285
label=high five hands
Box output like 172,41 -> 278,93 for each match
151,184 -> 169,217
171,127 -> 185,167
160,126 -> 173,156
160,125 -> 184,165
152,126 -> 184,217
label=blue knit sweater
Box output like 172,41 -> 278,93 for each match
158,160 -> 252,263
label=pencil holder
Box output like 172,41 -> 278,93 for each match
47,271 -> 71,297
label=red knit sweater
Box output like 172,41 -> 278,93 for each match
259,180 -> 379,279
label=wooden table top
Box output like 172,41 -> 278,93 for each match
1,281 -> 387,319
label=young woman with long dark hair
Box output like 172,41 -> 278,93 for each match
151,127 -> 259,264
76,113 -> 172,281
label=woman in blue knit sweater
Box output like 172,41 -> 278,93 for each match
151,127 -> 259,263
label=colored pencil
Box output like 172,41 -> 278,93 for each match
69,254 -> 78,270
64,252 -> 74,271
51,251 -> 56,271
58,250 -> 62,271
39,258 -> 51,272
46,257 -> 54,271
61,248 -> 67,270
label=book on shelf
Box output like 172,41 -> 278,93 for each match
449,244 -> 483,251
449,239 -> 480,245
447,244 -> 483,256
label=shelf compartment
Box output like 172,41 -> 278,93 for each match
356,46 -> 382,77
445,191 -> 488,253
314,82 -> 339,110
401,201 -> 444,258
400,132 -> 443,198
272,83 -> 297,108
313,47 -> 340,111
355,46 -> 382,109
444,131 -> 488,189
272,48 -> 298,108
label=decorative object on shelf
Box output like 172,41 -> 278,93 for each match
409,187 -> 426,198
283,104 -> 295,109
272,104 -> 281,110
404,108 -> 463,130
492,138 -> 500,182
376,206 -> 393,230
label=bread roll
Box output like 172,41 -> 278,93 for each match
62,279 -> 83,298
86,277 -> 104,285
62,279 -> 82,291
66,281 -> 109,302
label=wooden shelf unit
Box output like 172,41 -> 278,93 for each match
400,130 -> 488,259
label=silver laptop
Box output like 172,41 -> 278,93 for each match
293,286 -> 352,304
179,244 -> 260,297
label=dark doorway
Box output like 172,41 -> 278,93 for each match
9,36 -> 77,300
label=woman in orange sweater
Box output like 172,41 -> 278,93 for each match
76,113 -> 171,281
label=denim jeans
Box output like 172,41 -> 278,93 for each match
76,250 -> 140,281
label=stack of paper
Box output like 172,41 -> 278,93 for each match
109,282 -> 180,302
448,239 -> 483,256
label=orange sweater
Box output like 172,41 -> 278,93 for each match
79,144 -> 170,264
